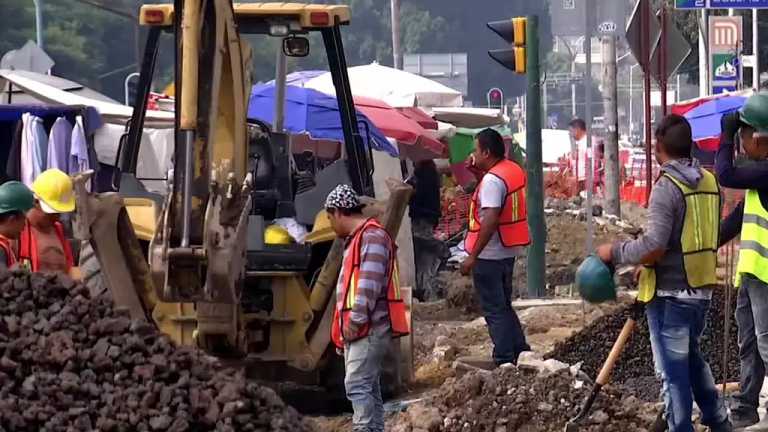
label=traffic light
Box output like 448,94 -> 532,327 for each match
487,17 -> 527,74
487,87 -> 504,108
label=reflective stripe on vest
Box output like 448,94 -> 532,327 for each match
331,219 -> 410,348
735,189 -> 768,287
0,235 -> 15,267
637,170 -> 720,302
465,159 -> 530,253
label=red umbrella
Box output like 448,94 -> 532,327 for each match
397,107 -> 438,130
353,95 -> 446,160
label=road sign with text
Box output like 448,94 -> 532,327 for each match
709,16 -> 742,93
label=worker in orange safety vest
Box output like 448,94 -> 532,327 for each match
0,181 -> 35,269
326,184 -> 409,432
460,128 -> 531,367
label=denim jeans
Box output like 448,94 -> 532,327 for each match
646,296 -> 728,432
733,274 -> 768,414
344,327 -> 390,432
472,258 -> 530,364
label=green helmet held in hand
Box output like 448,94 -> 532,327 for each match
739,93 -> 768,134
576,255 -> 616,304
0,181 -> 35,215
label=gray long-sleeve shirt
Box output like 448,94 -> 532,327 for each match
611,158 -> 718,300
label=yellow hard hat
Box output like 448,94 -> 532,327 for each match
31,169 -> 75,214
264,225 -> 293,245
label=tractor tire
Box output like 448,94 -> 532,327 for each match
79,241 -> 107,299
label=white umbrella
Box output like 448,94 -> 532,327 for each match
304,62 -> 463,108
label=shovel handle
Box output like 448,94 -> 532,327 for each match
596,318 -> 635,386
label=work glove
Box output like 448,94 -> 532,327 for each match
721,112 -> 743,141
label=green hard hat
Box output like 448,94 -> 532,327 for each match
0,181 -> 34,215
576,255 -> 616,304
739,93 -> 768,134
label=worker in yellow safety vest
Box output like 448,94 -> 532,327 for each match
716,93 -> 768,431
596,114 -> 731,432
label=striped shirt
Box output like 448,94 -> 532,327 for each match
337,224 -> 392,337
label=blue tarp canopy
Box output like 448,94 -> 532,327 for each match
684,95 -> 747,140
247,84 -> 398,157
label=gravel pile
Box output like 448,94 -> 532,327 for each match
547,288 -> 739,385
392,367 -> 658,432
0,269 -> 311,431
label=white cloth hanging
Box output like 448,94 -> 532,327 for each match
47,117 -> 73,173
21,113 -> 48,186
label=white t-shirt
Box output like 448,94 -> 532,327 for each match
573,136 -> 592,181
475,174 -> 525,260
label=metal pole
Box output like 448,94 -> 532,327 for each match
273,42 -> 288,133
585,2 -> 595,254
642,0 -> 653,205
33,0 -> 44,49
543,81 -> 548,123
660,4 -> 668,115
754,9 -> 760,89
525,15 -> 545,299
629,64 -> 634,138
571,58 -> 577,117
391,0 -> 402,69
124,72 -> 140,106
699,9 -> 709,97
602,35 -> 620,218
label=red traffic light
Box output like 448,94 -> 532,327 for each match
487,87 -> 504,107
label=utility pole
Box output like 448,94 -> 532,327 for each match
585,0 -> 595,255
391,0 -> 402,69
754,9 -> 760,88
602,35 -> 620,218
33,0 -> 44,49
699,9 -> 709,97
525,15 -> 546,298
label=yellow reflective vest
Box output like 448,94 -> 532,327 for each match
735,189 -> 768,287
638,170 -> 720,302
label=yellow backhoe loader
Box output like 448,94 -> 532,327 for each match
72,1 -> 413,399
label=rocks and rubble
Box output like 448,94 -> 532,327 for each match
390,365 -> 658,432
547,288 -> 739,386
0,269 -> 312,431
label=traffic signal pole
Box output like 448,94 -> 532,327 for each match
525,15 -> 546,298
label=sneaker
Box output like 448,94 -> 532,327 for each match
744,417 -> 768,432
731,410 -> 760,430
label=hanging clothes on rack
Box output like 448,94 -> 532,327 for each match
47,117 -> 73,173
20,113 -> 48,187
70,115 -> 90,175
5,120 -> 24,182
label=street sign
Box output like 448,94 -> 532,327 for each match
709,0 -> 768,8
626,0 -> 661,73
649,10 -> 692,82
675,0 -> 768,7
709,16 -> 742,94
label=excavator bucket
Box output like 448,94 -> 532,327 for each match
71,172 -> 158,322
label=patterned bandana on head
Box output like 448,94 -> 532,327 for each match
325,184 -> 360,210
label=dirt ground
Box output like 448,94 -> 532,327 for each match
310,203 -> 647,431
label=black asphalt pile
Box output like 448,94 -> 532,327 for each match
392,367 -> 658,432
547,288 -> 739,385
0,270 -> 311,431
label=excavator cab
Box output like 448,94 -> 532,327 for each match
73,1 -> 412,395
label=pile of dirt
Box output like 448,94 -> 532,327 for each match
392,367 -> 658,432
0,270 -> 311,431
547,288 -> 739,385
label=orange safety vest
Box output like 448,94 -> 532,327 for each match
465,159 -> 530,253
18,221 -> 74,273
331,218 -> 410,348
0,235 -> 16,267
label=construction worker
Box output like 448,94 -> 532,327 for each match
596,114 -> 731,432
716,93 -> 768,431
460,128 -> 531,366
0,181 -> 35,269
19,169 -> 76,275
326,184 -> 409,432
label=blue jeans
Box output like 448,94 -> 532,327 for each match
733,274 -> 768,414
646,296 -> 728,432
344,327 -> 389,432
472,258 -> 530,364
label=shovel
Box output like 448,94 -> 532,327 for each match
564,302 -> 643,432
